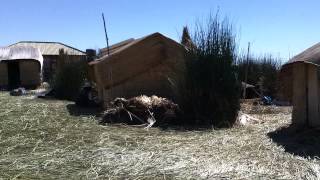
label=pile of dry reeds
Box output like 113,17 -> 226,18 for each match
101,95 -> 180,127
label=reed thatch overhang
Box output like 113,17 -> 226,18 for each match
283,42 -> 320,67
0,46 -> 43,69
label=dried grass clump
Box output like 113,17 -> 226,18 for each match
241,102 -> 292,115
101,95 -> 180,127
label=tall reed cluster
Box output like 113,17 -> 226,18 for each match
177,13 -> 240,127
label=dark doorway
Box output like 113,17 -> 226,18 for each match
7,61 -> 21,90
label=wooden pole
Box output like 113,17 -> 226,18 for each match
243,42 -> 250,99
102,13 -> 110,55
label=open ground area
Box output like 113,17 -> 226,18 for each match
0,92 -> 320,179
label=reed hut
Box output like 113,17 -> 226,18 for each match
0,46 -> 43,89
9,41 -> 86,81
89,33 -> 186,107
280,43 -> 320,127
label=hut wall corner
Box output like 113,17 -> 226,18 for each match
307,64 -> 320,127
292,63 -> 307,126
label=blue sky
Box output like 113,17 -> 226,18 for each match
1,0 -> 320,61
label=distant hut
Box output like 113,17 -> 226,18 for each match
0,46 -> 43,89
9,41 -> 86,81
88,33 -> 186,107
241,82 -> 260,99
280,43 -> 320,127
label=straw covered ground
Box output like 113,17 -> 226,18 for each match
1,92 -> 320,179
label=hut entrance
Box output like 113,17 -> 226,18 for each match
7,61 -> 20,89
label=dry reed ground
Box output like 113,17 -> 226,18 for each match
0,92 -> 320,179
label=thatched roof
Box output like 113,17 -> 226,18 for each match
286,42 -> 320,66
0,46 -> 43,68
0,46 -> 42,60
9,41 -> 86,56
100,38 -> 135,57
89,32 -> 186,89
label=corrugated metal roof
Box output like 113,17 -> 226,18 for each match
286,42 -> 320,65
9,41 -> 86,56
0,46 -> 43,68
